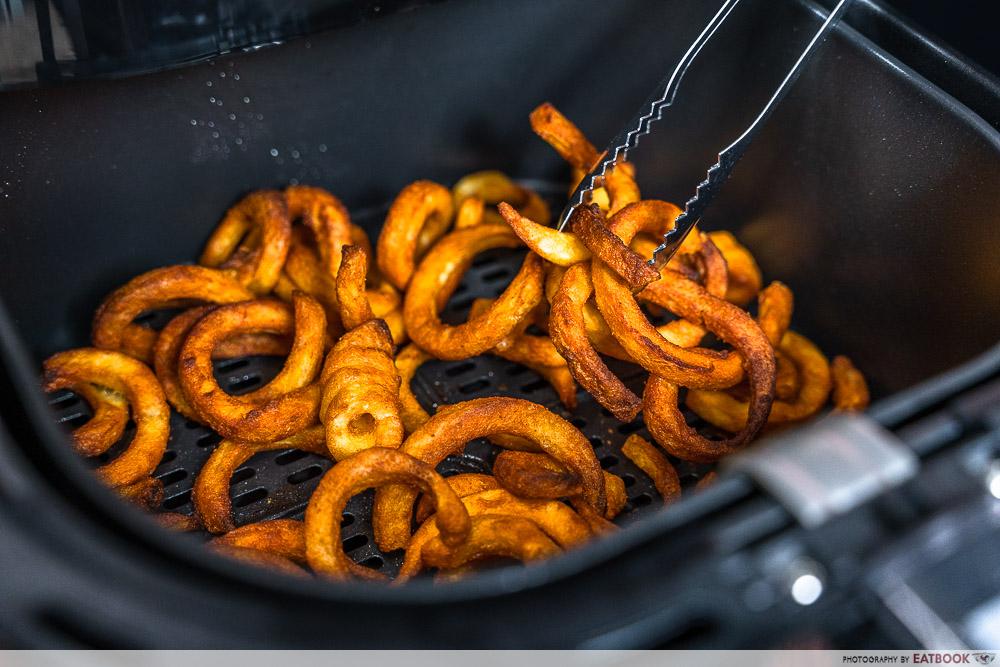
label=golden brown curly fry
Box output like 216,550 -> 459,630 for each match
620,435 -> 681,503
529,103 -> 600,171
707,230 -> 764,307
114,475 -> 164,511
335,244 -> 376,330
420,515 -> 561,576
91,265 -> 256,365
373,397 -> 605,551
454,170 -> 551,227
549,262 -> 642,421
394,343 -> 435,434
403,224 -> 545,360
179,294 -> 325,442
192,425 -> 327,534
305,447 -> 471,581
155,513 -> 205,532
376,180 -> 455,291
414,473 -> 502,524
199,190 -> 292,294
685,331 -> 832,434
209,544 -> 309,577
211,519 -> 307,563
453,196 -> 486,230
399,488 -> 590,582
498,202 -> 592,267
284,185 -> 353,282
43,349 -> 170,487
43,378 -> 129,457
319,319 -> 403,461
831,355 -> 870,412
570,204 -> 660,289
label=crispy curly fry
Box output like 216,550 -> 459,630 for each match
394,343 -> 435,434
420,515 -> 561,575
305,447 -> 471,580
91,265 -> 256,364
414,473 -> 501,523
707,230 -> 763,307
529,103 -> 600,171
399,488 -> 590,582
199,190 -> 291,294
155,513 -> 205,531
831,355 -> 870,412
211,519 -> 307,563
453,196 -> 485,230
115,476 -> 164,510
209,544 -> 309,577
179,294 -> 325,442
685,331 -> 832,434
43,349 -> 170,487
284,185 -> 353,281
192,425 -> 327,533
43,378 -> 129,457
498,202 -> 592,267
335,245 -> 376,330
604,161 -> 642,216
468,298 -> 577,408
549,262 -> 642,421
404,224 -> 545,360
570,204 -> 660,289
154,305 -> 294,423
319,319 -> 403,461
491,450 -> 627,519
453,170 -> 551,227
620,435 -> 681,503
376,180 -> 455,290
373,397 -> 605,551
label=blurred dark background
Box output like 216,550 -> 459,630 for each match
1,0 -> 997,87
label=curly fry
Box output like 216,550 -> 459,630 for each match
376,180 -> 455,290
373,397 -> 605,551
155,513 -> 204,531
115,476 -> 164,510
399,488 -> 590,582
199,190 -> 291,294
570,204 -> 659,289
685,331 -> 832,434
211,519 -> 307,563
179,294 -> 325,442
453,170 -> 551,227
42,349 -> 170,487
529,103 -> 600,171
707,230 -> 763,307
284,185 -> 353,281
335,245 -> 376,330
192,425 -> 327,534
414,473 -> 501,523
91,265 -> 255,364
43,379 -> 129,457
209,544 -> 309,577
831,355 -> 870,412
620,435 -> 681,503
305,447 -> 471,580
421,515 -> 561,575
498,202 -> 592,267
549,262 -> 641,421
403,225 -> 545,360
319,319 -> 403,461
453,196 -> 485,230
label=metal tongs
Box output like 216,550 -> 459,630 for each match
557,0 -> 855,269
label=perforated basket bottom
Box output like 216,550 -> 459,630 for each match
46,245 -> 721,579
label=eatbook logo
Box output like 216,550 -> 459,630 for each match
972,655 -> 995,665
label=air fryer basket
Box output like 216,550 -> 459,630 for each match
1,0 -> 999,648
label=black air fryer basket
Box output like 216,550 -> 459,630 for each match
2,0 -> 1000,649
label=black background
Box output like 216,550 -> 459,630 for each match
884,0 -> 998,77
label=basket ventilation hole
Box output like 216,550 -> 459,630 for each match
230,467 -> 255,485
360,555 -> 384,570
589,436 -> 605,449
342,533 -> 368,552
630,493 -> 653,508
232,487 -> 267,508
599,455 -> 618,469
287,465 -> 323,485
162,490 -> 192,510
520,379 -> 548,394
215,358 -> 249,371
156,469 -> 188,486
274,449 -> 310,465
58,413 -> 89,428
482,268 -> 511,282
197,433 -> 223,448
459,379 -> 490,394
444,361 -> 476,377
227,374 -> 262,393
617,420 -> 645,435
621,473 -> 636,488
160,450 -> 177,464
341,513 -> 354,528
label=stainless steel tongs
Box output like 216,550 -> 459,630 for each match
557,0 -> 855,269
